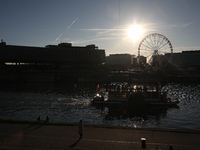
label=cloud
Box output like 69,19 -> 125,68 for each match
170,22 -> 195,28
55,33 -> 63,41
69,36 -> 119,45
72,23 -> 168,48
79,28 -> 124,34
79,27 -> 127,38
67,18 -> 79,30
76,25 -> 147,46
152,1 -> 168,20
140,21 -> 195,33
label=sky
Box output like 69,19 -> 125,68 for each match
0,0 -> 200,56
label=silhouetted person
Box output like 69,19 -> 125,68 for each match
78,119 -> 84,139
46,116 -> 49,122
37,116 -> 41,121
70,120 -> 83,148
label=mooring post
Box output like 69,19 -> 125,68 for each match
141,138 -> 146,149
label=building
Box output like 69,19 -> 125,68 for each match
105,54 -> 131,68
131,55 -> 138,67
0,41 -> 105,68
165,50 -> 200,67
183,50 -> 200,66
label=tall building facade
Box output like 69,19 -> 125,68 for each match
0,42 -> 105,66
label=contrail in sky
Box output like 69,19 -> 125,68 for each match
55,33 -> 63,41
55,18 -> 78,42
67,18 -> 78,30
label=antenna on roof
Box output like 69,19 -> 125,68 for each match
119,0 -> 121,52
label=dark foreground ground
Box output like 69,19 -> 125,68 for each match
0,122 -> 200,150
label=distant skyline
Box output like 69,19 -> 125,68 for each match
1,0 -> 200,56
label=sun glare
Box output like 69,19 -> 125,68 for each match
127,25 -> 144,41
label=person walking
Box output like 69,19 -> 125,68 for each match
78,119 -> 84,139
46,116 -> 49,122
37,116 -> 41,121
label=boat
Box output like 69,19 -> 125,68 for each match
92,84 -> 179,106
137,91 -> 179,106
92,90 -> 127,105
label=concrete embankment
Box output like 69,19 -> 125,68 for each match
0,120 -> 200,150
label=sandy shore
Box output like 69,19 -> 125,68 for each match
0,121 -> 200,150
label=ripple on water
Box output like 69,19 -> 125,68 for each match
0,83 -> 200,131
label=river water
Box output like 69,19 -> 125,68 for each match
0,82 -> 200,131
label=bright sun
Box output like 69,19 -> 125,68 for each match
127,25 -> 144,41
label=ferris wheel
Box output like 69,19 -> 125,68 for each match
138,33 -> 173,68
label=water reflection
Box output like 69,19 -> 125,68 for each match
0,82 -> 199,131
92,104 -> 179,124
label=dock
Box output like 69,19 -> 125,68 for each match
0,122 -> 200,150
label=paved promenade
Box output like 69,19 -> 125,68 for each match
0,122 -> 200,150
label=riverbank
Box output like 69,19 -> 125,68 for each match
0,119 -> 200,150
1,69 -> 200,84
